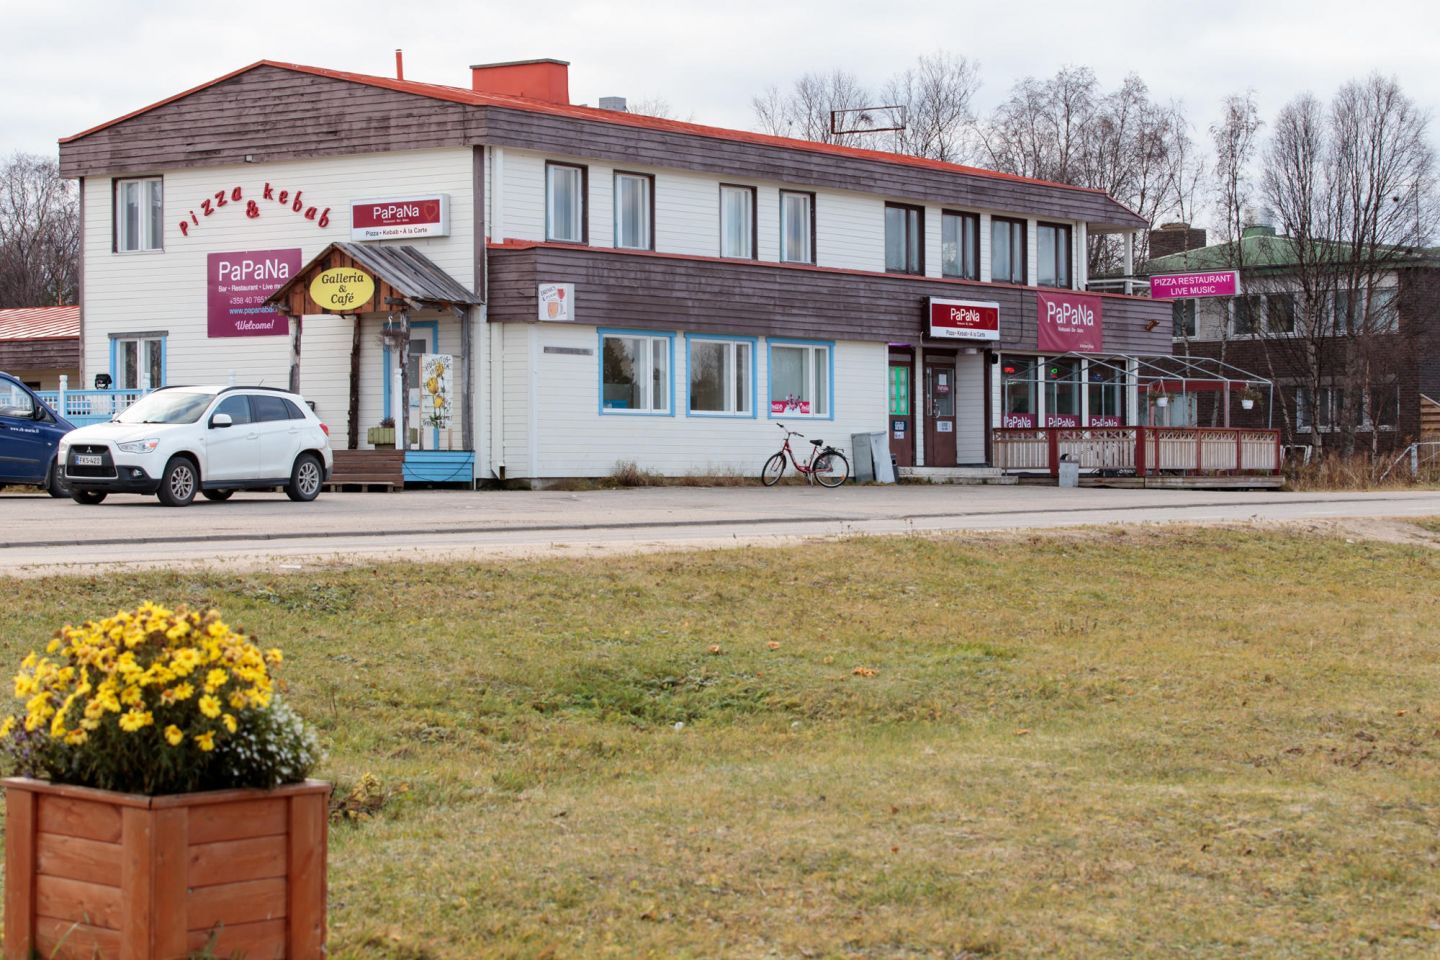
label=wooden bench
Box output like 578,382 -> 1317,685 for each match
324,450 -> 405,491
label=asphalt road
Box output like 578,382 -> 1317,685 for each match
1,483 -> 1437,576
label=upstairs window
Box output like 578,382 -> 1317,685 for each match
545,162 -> 586,243
991,217 -> 1026,284
780,191 -> 815,264
1037,222 -> 1072,288
1371,287 -> 1399,332
1231,295 -> 1263,335
719,184 -> 755,259
115,178 -> 163,252
1267,293 -> 1297,334
941,211 -> 979,280
884,203 -> 924,275
614,172 -> 653,250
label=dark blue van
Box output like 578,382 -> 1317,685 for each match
0,372 -> 74,497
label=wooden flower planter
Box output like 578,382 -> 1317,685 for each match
3,777 -> 330,960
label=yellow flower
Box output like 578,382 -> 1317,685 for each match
118,709 -> 153,732
229,692 -> 248,710
46,638 -> 61,654
120,685 -> 143,707
14,673 -> 36,698
204,668 -> 228,693
198,695 -> 222,719
194,731 -> 215,752
164,724 -> 184,746
64,729 -> 88,746
221,713 -> 238,734
264,648 -> 283,666
171,648 -> 201,676
0,716 -> 14,737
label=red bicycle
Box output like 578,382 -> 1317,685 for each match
761,423 -> 850,487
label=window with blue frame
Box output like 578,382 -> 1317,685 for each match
111,334 -> 165,390
768,341 -> 831,417
688,337 -> 753,416
601,331 -> 671,413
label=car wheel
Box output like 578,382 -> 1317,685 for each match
71,490 -> 107,505
46,460 -> 71,499
285,453 -> 323,502
157,457 -> 198,507
201,489 -> 234,502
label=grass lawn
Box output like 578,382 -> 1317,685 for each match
2,524 -> 1439,959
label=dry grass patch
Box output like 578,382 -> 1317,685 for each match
0,527 -> 1437,958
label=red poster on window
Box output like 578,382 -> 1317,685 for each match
1036,291 -> 1104,353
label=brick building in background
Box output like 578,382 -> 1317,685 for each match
1142,222 -> 1440,450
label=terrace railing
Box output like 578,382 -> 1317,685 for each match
36,387 -> 148,426
994,426 -> 1282,477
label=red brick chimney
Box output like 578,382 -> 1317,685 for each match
470,58 -> 570,105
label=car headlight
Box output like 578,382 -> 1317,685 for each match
117,439 -> 160,454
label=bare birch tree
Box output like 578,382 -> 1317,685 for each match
1258,76 -> 1436,453
752,70 -> 874,147
878,51 -> 980,163
977,68 -> 1197,276
0,153 -> 79,308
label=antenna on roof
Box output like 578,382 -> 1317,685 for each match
830,105 -> 907,137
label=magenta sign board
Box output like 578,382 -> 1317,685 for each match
1036,291 -> 1103,353
1148,270 -> 1240,300
207,248 -> 302,337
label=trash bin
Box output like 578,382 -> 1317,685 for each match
850,432 -> 895,484
1058,460 -> 1080,488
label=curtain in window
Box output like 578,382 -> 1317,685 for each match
720,187 -> 753,258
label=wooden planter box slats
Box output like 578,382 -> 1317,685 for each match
4,777 -> 328,960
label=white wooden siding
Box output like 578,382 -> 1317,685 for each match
82,147 -> 476,447
496,148 -> 1083,282
496,323 -> 886,478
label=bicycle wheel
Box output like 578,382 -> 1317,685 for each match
761,452 -> 787,486
812,450 -> 850,488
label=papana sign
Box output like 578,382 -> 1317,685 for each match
1037,291 -> 1104,353
928,297 -> 1000,341
1001,412 -> 1036,428
206,248 -> 302,338
351,195 -> 450,240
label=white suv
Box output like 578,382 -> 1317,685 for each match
60,386 -> 333,507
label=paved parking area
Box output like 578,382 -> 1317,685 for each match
1,484 -> 1438,575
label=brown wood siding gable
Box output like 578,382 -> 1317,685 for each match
59,65 -> 1143,229
59,66 -> 486,178
487,246 -> 1171,354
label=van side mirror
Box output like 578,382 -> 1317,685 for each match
210,413 -> 233,429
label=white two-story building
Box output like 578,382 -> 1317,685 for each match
58,57 -> 1169,484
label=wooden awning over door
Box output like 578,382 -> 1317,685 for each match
265,242 -> 482,316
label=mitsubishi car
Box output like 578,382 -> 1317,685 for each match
60,386 -> 333,506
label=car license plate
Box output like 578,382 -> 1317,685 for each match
74,454 -> 102,466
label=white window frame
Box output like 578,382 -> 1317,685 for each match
599,329 -> 673,416
613,171 -> 653,250
115,177 -> 163,253
686,336 -> 755,417
719,184 -> 756,259
767,339 -> 832,419
545,162 -> 585,244
779,191 -> 814,264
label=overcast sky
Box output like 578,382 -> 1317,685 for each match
6,0 -> 1438,176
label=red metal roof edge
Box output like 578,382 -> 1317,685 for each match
486,239 -> 1160,303
59,60 -> 1144,219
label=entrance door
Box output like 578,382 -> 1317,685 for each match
888,359 -> 914,467
925,361 -> 957,466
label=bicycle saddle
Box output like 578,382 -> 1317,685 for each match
810,439 -> 824,446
